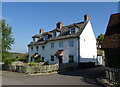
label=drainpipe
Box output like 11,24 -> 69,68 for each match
78,37 -> 80,65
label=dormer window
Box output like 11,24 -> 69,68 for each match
52,31 -> 60,37
33,37 -> 39,42
70,27 -> 76,34
44,35 -> 48,40
53,31 -> 57,37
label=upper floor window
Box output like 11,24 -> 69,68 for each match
69,40 -> 74,47
51,55 -> 54,61
51,42 -> 54,48
42,46 -> 45,50
44,35 -> 48,40
36,46 -> 39,51
59,41 -> 63,48
31,47 -> 33,51
70,27 -> 76,34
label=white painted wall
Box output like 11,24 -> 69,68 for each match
28,20 -> 97,65
79,21 -> 97,63
28,38 -> 79,64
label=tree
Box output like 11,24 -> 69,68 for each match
1,20 -> 14,59
97,34 -> 105,47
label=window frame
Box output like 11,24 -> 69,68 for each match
70,27 -> 76,34
31,47 -> 33,51
36,46 -> 39,51
69,40 -> 74,47
51,55 -> 54,61
69,55 -> 74,63
53,31 -> 57,37
59,41 -> 63,48
42,46 -> 45,50
51,42 -> 54,48
44,35 -> 48,40
42,57 -> 44,62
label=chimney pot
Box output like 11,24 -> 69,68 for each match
84,14 -> 89,21
56,22 -> 63,29
39,29 -> 44,34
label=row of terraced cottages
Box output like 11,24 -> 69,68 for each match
27,14 -> 100,68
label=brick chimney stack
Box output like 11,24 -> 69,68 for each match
39,29 -> 44,35
56,22 -> 63,29
84,14 -> 89,21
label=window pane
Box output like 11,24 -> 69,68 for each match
69,40 -> 74,47
69,55 -> 74,63
53,32 -> 56,37
31,47 -> 33,51
51,55 -> 54,61
36,46 -> 39,51
70,27 -> 75,34
59,42 -> 63,48
42,57 -> 44,62
42,46 -> 45,50
51,43 -> 54,48
44,35 -> 48,40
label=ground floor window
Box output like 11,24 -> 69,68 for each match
69,55 -> 74,63
51,55 -> 54,61
42,57 -> 44,62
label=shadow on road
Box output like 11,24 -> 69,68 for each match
58,66 -> 105,85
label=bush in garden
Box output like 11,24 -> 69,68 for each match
43,60 -> 49,65
34,58 -> 43,63
28,62 -> 36,66
4,58 -> 17,65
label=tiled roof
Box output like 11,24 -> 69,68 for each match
42,32 -> 52,35
28,20 -> 88,46
29,41 -> 47,46
32,34 -> 42,38
102,13 -> 120,49
50,28 -> 61,32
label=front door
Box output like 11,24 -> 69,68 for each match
30,57 -> 33,62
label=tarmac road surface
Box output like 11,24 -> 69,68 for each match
2,66 -> 104,86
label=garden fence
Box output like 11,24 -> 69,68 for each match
105,67 -> 120,86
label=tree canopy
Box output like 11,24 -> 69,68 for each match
1,20 -> 14,58
97,34 -> 105,45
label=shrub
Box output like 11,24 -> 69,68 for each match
17,57 -> 28,63
4,58 -> 17,65
28,62 -> 36,66
34,58 -> 43,63
43,61 -> 49,65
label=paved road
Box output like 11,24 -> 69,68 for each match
2,66 -> 105,86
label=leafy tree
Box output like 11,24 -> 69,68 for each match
1,20 -> 14,60
97,34 -> 105,46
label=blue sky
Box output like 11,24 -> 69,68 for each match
2,2 -> 118,53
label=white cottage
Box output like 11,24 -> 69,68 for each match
28,14 -> 97,67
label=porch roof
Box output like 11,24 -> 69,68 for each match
31,53 -> 39,58
55,50 -> 63,56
